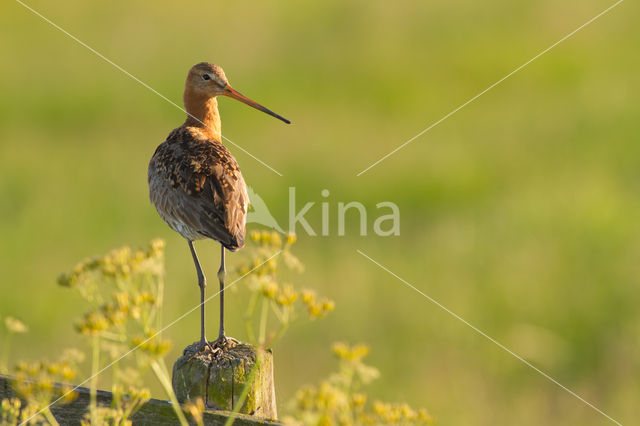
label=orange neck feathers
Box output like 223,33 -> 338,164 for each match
183,88 -> 222,141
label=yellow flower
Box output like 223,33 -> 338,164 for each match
149,238 -> 166,257
134,291 -> 156,305
131,334 -> 172,357
60,365 -> 76,381
4,317 -> 28,334
0,398 -> 21,424
261,281 -> 279,299
350,344 -> 370,361
301,289 -> 316,304
332,342 -> 350,359
114,292 -> 130,308
46,363 -> 61,375
332,342 -> 369,361
322,300 -> 335,313
184,397 -> 205,424
60,386 -> 79,403
276,284 -> 299,306
75,311 -> 109,335
352,393 -> 367,407
304,296 -> 335,319
418,408 -> 435,423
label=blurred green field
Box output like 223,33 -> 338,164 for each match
1,0 -> 639,424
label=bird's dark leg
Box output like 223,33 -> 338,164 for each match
214,246 -> 238,349
217,245 -> 226,341
188,241 -> 214,352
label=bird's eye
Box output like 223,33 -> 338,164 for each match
202,74 -> 211,81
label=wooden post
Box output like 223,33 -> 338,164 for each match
172,340 -> 277,420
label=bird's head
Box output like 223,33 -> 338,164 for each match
185,62 -> 290,124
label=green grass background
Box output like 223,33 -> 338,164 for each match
1,0 -> 638,424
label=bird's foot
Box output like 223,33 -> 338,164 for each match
212,334 -> 239,350
195,338 -> 219,356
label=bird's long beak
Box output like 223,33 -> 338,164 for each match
224,86 -> 291,124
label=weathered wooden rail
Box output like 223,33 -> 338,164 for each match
0,374 -> 280,425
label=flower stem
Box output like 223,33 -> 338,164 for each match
90,334 -> 100,425
150,359 -> 189,426
268,321 -> 290,349
258,298 -> 269,345
42,406 -> 60,426
244,291 -> 259,343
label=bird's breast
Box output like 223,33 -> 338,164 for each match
148,130 -> 249,249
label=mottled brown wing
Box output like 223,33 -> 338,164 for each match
196,160 -> 248,250
149,128 -> 248,250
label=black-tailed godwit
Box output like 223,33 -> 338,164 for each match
148,62 -> 289,349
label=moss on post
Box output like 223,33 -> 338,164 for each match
172,340 -> 277,420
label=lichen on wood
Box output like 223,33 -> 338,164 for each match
172,339 -> 277,420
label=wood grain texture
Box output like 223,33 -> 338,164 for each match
172,341 -> 277,420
